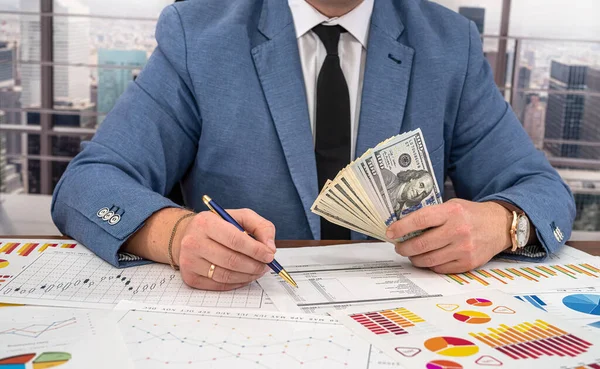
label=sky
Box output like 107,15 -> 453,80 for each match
1,0 -> 599,40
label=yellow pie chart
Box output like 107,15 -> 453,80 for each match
424,336 -> 479,357
0,259 -> 9,269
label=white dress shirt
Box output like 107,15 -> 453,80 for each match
288,0 -> 374,159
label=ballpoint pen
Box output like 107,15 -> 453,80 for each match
202,195 -> 298,288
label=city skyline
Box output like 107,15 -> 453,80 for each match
1,0 -> 600,41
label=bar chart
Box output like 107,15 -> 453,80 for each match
445,262 -> 600,288
469,320 -> 593,359
0,242 -> 77,257
350,307 -> 426,336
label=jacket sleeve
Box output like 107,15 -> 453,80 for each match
448,22 -> 576,261
51,5 -> 201,267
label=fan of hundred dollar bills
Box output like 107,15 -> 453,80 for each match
311,129 -> 443,242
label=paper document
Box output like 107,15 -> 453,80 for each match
513,291 -> 600,332
114,301 -> 397,369
441,255 -> 600,293
332,290 -> 600,369
0,249 -> 277,310
258,243 -> 458,314
0,305 -> 133,369
0,238 -> 81,289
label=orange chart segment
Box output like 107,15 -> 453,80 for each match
424,336 -> 479,357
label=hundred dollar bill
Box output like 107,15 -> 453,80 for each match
371,129 -> 442,228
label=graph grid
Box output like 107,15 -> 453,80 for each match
120,308 -> 370,369
350,307 -> 425,336
469,319 -> 593,359
446,263 -> 600,287
0,251 -> 267,309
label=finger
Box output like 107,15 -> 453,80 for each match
181,271 -> 249,291
429,260 -> 471,275
199,212 -> 275,263
227,209 -> 277,250
181,256 -> 268,285
386,203 -> 449,239
408,243 -> 458,268
197,237 -> 270,275
395,227 -> 451,257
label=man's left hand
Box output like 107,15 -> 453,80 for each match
386,199 -> 513,274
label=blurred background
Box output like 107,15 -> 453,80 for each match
0,0 -> 598,240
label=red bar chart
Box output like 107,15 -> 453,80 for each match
350,307 -> 425,336
469,320 -> 593,360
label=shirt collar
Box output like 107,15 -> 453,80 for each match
288,0 -> 374,48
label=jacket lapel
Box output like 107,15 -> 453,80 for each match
355,0 -> 415,158
251,0 -> 320,238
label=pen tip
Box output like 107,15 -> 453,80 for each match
202,195 -> 212,205
280,270 -> 298,288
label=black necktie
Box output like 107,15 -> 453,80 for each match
313,24 -> 351,240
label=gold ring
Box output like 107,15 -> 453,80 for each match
207,264 -> 216,280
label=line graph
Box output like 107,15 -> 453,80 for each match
0,250 -> 272,310
117,302 -> 372,369
0,306 -> 133,369
0,317 -> 76,338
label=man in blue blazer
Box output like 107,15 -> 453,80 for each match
52,0 -> 575,291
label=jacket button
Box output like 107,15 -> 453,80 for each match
97,207 -> 109,218
108,214 -> 121,225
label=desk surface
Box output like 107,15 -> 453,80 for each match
3,236 -> 599,256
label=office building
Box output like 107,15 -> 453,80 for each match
512,66 -> 532,122
26,99 -> 95,193
0,111 -> 24,194
459,7 -> 485,35
97,49 -> 147,125
560,169 -> 600,232
581,67 -> 600,161
20,0 -> 91,109
0,41 -> 15,88
544,61 -> 588,159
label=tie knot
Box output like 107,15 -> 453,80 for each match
312,24 -> 346,56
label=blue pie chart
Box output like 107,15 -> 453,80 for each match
562,294 -> 600,316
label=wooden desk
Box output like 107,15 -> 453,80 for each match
4,236 -> 599,256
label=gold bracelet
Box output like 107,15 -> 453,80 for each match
168,212 -> 196,270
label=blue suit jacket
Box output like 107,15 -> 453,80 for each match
52,0 -> 575,267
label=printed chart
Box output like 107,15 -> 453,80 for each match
443,260 -> 600,292
115,301 -> 375,369
333,290 -> 600,369
514,292 -> 600,331
259,243 -> 457,314
0,249 -> 276,310
0,239 -> 81,288
0,306 -> 132,369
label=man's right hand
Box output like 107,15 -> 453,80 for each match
173,209 -> 276,291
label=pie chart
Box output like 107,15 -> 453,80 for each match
0,259 -> 9,269
426,360 -> 463,369
466,298 -> 492,307
424,336 -> 479,357
32,352 -> 71,369
453,310 -> 491,324
562,294 -> 600,316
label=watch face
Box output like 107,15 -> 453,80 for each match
516,215 -> 530,247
